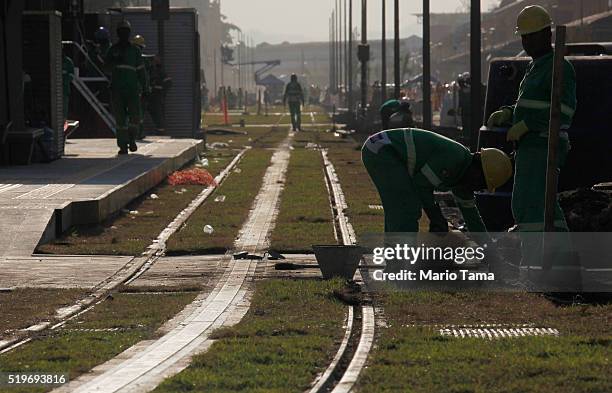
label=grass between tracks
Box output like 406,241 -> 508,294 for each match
152,279 -> 346,393
270,148 -> 336,252
0,289 -> 85,336
0,290 -> 198,393
166,148 -> 274,255
36,150 -> 238,256
357,291 -> 612,393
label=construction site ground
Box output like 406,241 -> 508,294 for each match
0,107 -> 610,393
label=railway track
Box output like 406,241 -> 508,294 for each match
307,148 -> 376,393
51,130 -> 294,392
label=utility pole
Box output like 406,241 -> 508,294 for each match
344,0 -> 349,109
470,0 -> 482,151
358,0 -> 369,114
348,0 -> 354,114
394,0 -> 400,99
338,0 -> 343,95
329,16 -> 333,91
422,0 -> 432,129
381,0 -> 387,103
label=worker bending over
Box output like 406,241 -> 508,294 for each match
380,99 -> 414,130
283,74 -> 304,131
105,20 -> 147,154
362,128 -> 512,233
487,5 -> 577,232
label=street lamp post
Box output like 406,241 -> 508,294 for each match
423,0 -> 432,129
381,0 -> 387,103
470,0 -> 482,151
393,0 -> 400,99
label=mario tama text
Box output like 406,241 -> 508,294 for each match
371,244 -> 495,283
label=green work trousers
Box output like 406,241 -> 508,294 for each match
511,134 -> 570,232
288,101 -> 301,131
362,143 -> 422,232
112,89 -> 141,150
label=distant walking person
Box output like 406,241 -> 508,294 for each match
284,74 -> 304,131
105,20 -> 147,155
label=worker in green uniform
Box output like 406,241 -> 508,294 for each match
380,99 -> 414,130
283,74 -> 304,131
105,20 -> 147,154
487,6 -> 579,290
148,55 -> 172,134
132,34 -> 151,139
362,128 -> 512,233
487,5 -> 577,232
62,55 -> 74,122
380,99 -> 400,130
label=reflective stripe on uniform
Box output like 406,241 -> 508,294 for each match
116,64 -> 137,71
403,129 -> 417,177
421,164 -> 442,187
516,98 -> 575,117
453,194 -> 476,209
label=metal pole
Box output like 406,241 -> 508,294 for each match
394,0 -> 400,99
422,0 -> 432,129
344,0 -> 349,109
332,11 -> 337,92
360,0 -> 368,112
469,0 -> 483,152
381,0 -> 387,103
329,16 -> 333,91
338,0 -> 343,95
544,26 -> 567,233
220,46 -> 224,87
348,0 -> 353,113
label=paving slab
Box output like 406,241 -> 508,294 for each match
0,255 -> 133,288
0,137 -> 203,257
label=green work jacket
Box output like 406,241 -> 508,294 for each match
385,128 -> 488,232
510,52 -> 577,135
105,42 -> 147,92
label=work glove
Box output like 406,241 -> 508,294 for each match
487,108 -> 513,128
506,120 -> 529,142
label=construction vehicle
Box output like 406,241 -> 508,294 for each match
476,43 -> 612,231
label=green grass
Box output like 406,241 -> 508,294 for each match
324,140 -> 385,239
0,288 -> 85,334
152,279 -> 346,393
166,148 -> 274,255
0,291 -> 197,393
270,148 -> 336,252
357,291 -> 612,393
36,150 -> 237,256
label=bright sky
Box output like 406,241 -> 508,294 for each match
220,0 -> 502,44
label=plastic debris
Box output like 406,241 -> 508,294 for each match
201,158 -> 209,167
234,168 -> 242,174
167,168 -> 217,186
150,193 -> 159,199
207,142 -> 229,149
305,143 -> 318,150
203,225 -> 214,234
129,210 -> 139,215
214,195 -> 226,202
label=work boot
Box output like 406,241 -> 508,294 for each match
129,142 -> 138,152
118,148 -> 128,155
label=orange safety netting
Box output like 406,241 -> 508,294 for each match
167,168 -> 218,186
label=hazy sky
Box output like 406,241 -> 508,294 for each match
220,0 -> 502,44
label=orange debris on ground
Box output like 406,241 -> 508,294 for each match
167,168 -> 218,187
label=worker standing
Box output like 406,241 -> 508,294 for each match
148,55 -> 172,134
62,54 -> 74,123
283,74 -> 304,131
487,5 -> 577,233
132,34 -> 151,139
362,128 -> 512,233
105,20 -> 147,154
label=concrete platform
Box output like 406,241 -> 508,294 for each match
0,137 -> 203,257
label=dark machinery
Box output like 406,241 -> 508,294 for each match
235,60 -> 281,85
477,46 -> 612,230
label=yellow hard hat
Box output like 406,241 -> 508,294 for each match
516,5 -> 552,36
480,148 -> 513,192
132,35 -> 146,48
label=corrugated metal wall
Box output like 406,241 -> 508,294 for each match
23,11 -> 64,159
113,8 -> 199,138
